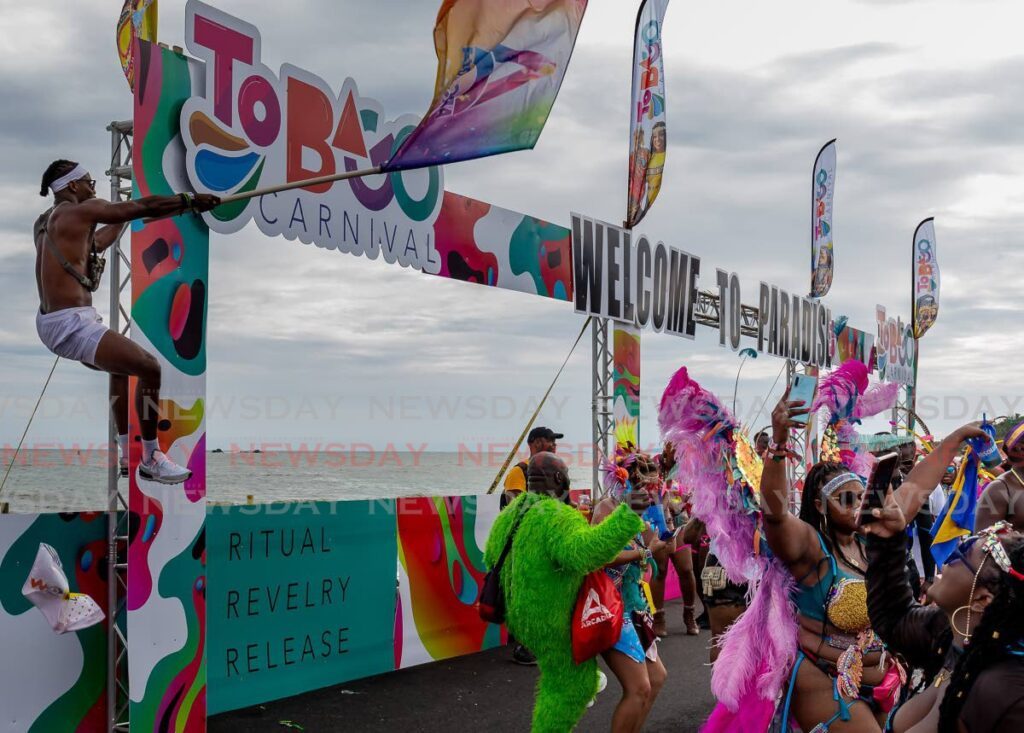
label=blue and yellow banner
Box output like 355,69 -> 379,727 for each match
930,449 -> 979,566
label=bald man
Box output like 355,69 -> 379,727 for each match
485,452 -> 642,732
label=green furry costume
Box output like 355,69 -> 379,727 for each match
484,492 -> 644,732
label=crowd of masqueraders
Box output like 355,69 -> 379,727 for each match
484,361 -> 1024,733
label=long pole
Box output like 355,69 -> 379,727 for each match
218,165 -> 383,205
142,165 -> 390,226
486,317 -> 592,495
732,354 -> 750,416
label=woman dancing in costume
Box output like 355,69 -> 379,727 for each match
591,443 -> 669,733
656,360 -> 902,731
762,362 -> 908,732
657,366 -> 797,731
862,424 -> 1024,732
647,442 -> 701,637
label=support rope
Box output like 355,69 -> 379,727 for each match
0,356 -> 60,499
486,317 -> 592,495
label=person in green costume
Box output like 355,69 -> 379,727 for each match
485,452 -> 644,732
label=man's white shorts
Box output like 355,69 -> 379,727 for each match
36,306 -> 109,367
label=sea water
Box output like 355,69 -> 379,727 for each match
0,449 -> 594,513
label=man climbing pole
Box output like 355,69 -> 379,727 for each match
34,159 -> 220,483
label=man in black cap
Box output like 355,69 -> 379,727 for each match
501,426 -> 563,510
501,427 -> 562,666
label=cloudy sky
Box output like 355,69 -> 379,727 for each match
2,0 -> 1022,468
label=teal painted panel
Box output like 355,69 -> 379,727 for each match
207,500 -> 397,713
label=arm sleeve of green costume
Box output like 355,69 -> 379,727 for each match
546,503 -> 643,576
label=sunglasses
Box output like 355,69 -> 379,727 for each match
944,536 -> 979,575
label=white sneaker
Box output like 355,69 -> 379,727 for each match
138,451 -> 192,485
587,669 -> 608,708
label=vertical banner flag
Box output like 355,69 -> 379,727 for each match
911,217 -> 939,339
117,0 -> 157,90
625,0 -> 670,229
383,0 -> 588,171
810,139 -> 837,298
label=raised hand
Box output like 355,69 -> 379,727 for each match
771,386 -> 811,443
861,487 -> 908,538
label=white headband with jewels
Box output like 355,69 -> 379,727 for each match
49,164 -> 89,193
820,472 -> 864,501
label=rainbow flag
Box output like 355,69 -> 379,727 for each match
117,0 -> 157,91
384,0 -> 588,172
930,447 -> 979,566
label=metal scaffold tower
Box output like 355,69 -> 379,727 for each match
893,382 -> 918,436
786,358 -> 815,507
590,289 -> 761,498
105,119 -> 132,733
591,318 -> 614,499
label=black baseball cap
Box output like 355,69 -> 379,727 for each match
528,426 -> 564,443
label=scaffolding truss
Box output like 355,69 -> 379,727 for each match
105,119 -> 132,733
591,288 -> 817,507
692,289 -> 761,337
591,318 -> 615,498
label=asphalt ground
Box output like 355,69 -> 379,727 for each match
210,599 -> 717,732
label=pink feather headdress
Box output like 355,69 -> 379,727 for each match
600,421 -> 642,498
812,360 -> 901,478
659,368 -> 798,727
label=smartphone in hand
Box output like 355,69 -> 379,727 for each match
789,373 -> 818,425
859,452 -> 899,525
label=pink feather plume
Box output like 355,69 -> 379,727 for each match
811,359 -> 868,418
854,381 -> 901,420
659,366 -> 800,714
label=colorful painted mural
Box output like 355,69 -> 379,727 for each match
129,40 -> 209,732
613,323 -> 642,440
0,512 -> 109,732
121,5 -> 578,723
395,494 -> 505,669
433,191 -> 573,300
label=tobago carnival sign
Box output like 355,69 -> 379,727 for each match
181,1 -> 443,272
573,213 -> 912,386
875,305 -> 916,386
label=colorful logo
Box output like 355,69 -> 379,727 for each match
180,1 -> 444,272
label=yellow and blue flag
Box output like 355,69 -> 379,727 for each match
930,448 -> 979,566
